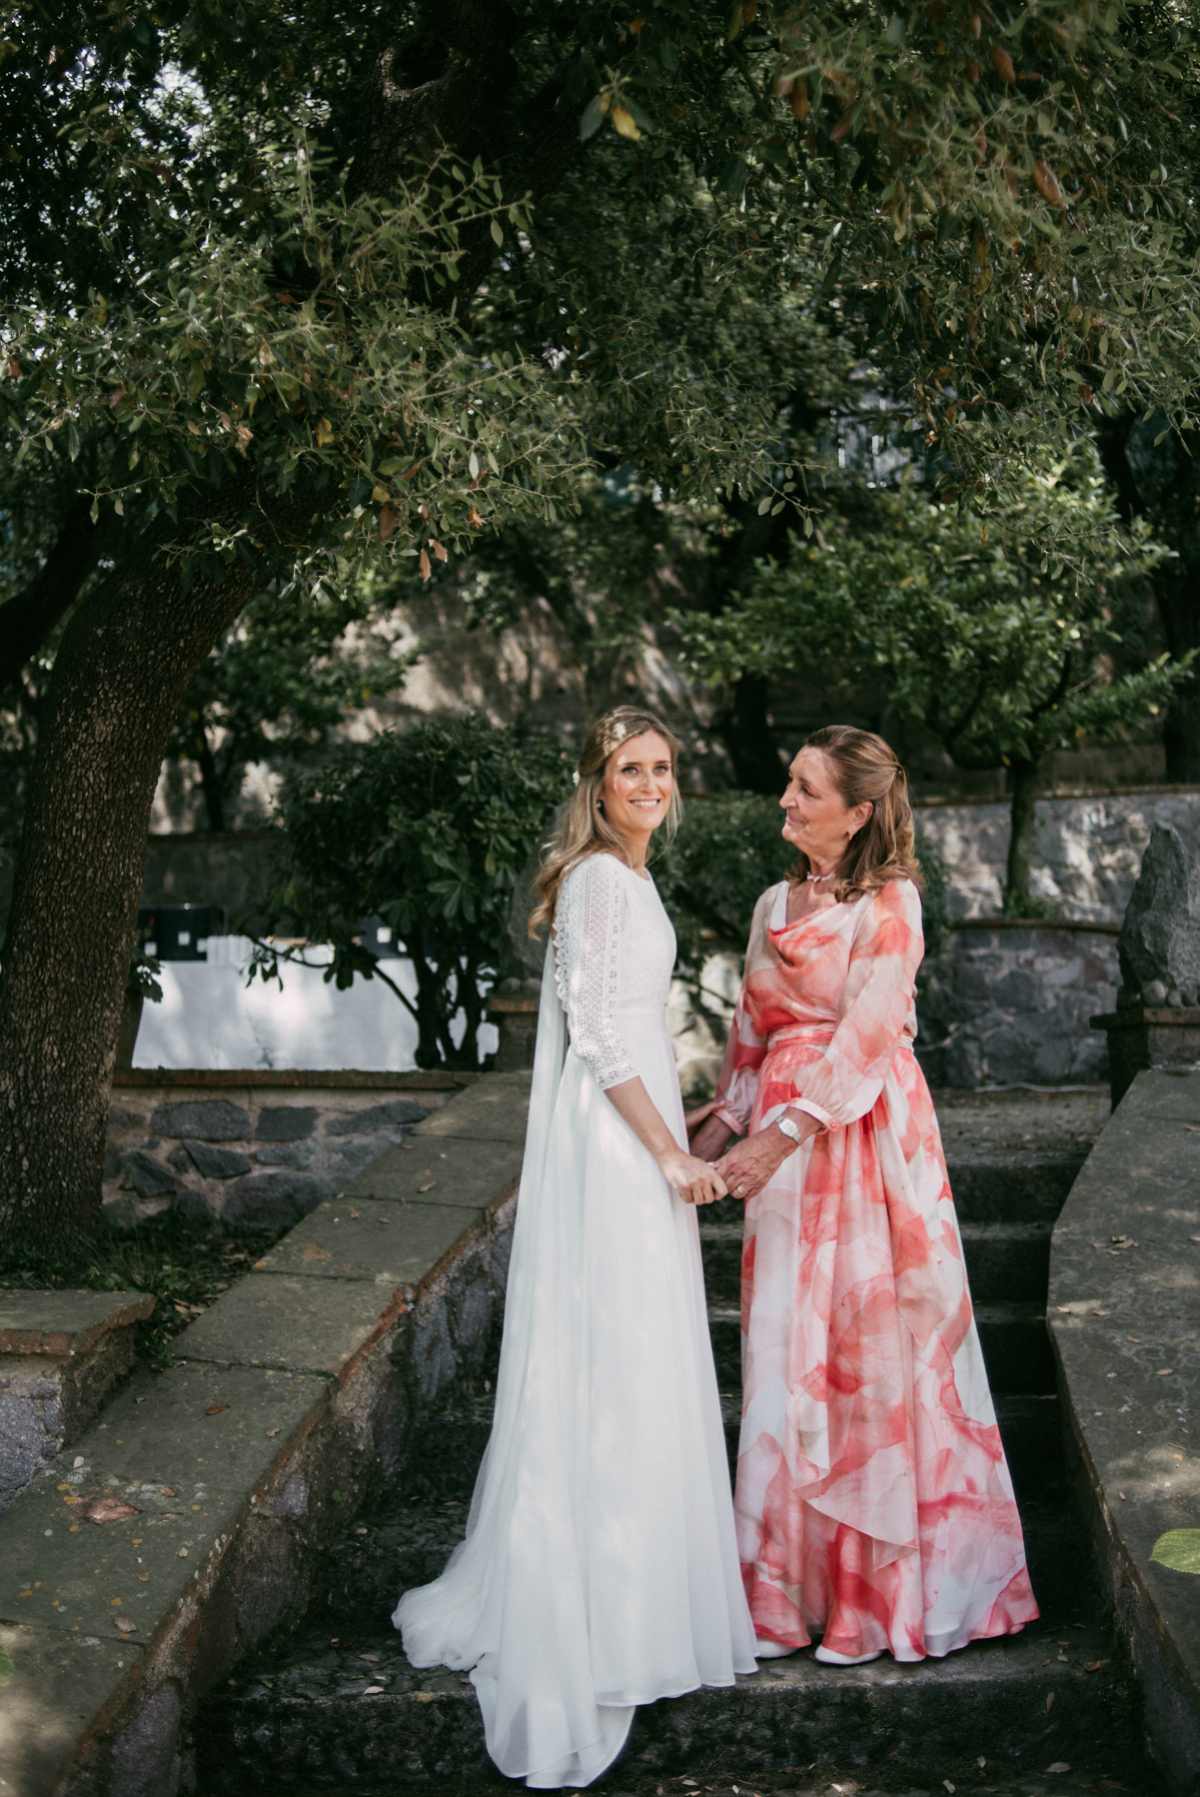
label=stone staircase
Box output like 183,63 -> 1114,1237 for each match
194,1089 -> 1169,1795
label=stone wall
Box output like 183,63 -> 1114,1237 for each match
917,787 -> 1200,922
104,1072 -> 468,1229
669,921 -> 1120,1095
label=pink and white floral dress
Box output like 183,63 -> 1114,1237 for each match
714,876 -> 1038,1660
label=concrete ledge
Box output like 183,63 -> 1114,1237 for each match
0,1293 -> 154,1516
0,1071 -> 530,1797
1048,1068 -> 1200,1797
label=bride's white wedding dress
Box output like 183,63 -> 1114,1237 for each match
395,852 -> 756,1788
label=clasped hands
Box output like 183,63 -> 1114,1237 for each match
679,1099 -> 815,1205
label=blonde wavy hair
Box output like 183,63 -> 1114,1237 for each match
789,724 -> 923,902
529,706 -> 683,935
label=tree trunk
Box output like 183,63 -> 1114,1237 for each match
194,727 -> 228,834
1003,756 -> 1040,915
0,529 -> 261,1254
719,674 -> 786,793
1154,572 -> 1200,783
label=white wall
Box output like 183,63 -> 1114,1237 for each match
133,940 -> 498,1071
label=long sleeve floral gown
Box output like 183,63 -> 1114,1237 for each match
714,876 -> 1038,1661
396,852 -> 756,1788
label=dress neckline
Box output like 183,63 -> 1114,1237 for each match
769,878 -> 864,937
599,853 -> 654,885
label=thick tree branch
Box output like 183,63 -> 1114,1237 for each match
0,499 -> 109,690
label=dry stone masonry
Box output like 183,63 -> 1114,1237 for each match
103,1084 -> 436,1231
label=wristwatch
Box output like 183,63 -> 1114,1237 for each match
775,1114 -> 804,1145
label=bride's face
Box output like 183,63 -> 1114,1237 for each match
599,731 -> 674,844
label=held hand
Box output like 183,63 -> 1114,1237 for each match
657,1146 -> 729,1207
715,1125 -> 797,1203
688,1110 -> 736,1162
684,1097 -> 721,1131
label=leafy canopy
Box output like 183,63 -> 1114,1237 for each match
676,448 -> 1187,774
253,716 -> 574,1068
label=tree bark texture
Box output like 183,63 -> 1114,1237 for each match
1004,756 -> 1040,913
0,2 -> 585,1253
0,519 -> 263,1251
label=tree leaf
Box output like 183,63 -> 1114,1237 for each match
579,94 -> 609,141
611,103 -> 641,141
1150,1529 -> 1200,1574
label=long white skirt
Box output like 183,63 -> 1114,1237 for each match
395,1012 -> 756,1788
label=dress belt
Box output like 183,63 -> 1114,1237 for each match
766,1021 -> 836,1051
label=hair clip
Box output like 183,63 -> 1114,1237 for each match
572,770 -> 580,787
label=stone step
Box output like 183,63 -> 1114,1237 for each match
697,1219 -> 1052,1307
958,1220 -> 1053,1301
198,1615 -> 1139,1794
945,1153 -> 1088,1223
705,1301 -> 1056,1396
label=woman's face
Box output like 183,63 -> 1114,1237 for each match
780,745 -> 872,872
598,731 -> 674,846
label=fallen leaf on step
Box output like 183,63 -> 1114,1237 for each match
266,1429 -> 279,1438
1157,1368 -> 1174,1377
1045,1766 -> 1071,1777
114,1617 -> 137,1634
348,1208 -> 360,1218
944,1784 -> 955,1794
205,1405 -> 229,1415
362,1685 -> 384,1695
416,1691 -> 434,1703
1046,1691 -> 1056,1711
81,1497 -> 139,1525
418,1182 -> 436,1193
1085,1659 -> 1110,1671
302,1243 -> 331,1262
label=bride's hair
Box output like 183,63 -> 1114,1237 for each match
789,724 -> 923,902
529,706 -> 683,935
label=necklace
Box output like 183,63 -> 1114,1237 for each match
806,869 -> 834,884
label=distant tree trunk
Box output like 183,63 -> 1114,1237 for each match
1155,573 -> 1200,784
193,727 -> 228,834
0,525 -> 260,1254
1003,755 -> 1040,915
719,674 -> 786,793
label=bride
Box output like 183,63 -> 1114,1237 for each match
394,706 -> 757,1789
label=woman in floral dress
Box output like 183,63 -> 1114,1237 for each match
689,725 -> 1038,1665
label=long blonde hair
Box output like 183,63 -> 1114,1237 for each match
789,724 -> 923,902
529,706 -> 683,935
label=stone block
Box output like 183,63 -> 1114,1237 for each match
172,1274 -> 400,1378
328,1139 -> 392,1176
0,1290 -> 152,1516
412,1073 -> 529,1144
324,1099 -> 429,1136
149,1099 -> 251,1142
108,1104 -> 140,1133
0,1619 -> 140,1797
184,1141 -> 251,1180
253,1141 -> 316,1169
1118,821 -> 1200,999
992,968 -> 1039,1010
342,1138 -> 523,1211
255,1105 -> 318,1142
173,1186 -> 217,1223
220,1171 -> 331,1232
254,1199 -> 469,1289
121,1151 -> 177,1200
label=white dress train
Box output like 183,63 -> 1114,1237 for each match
394,853 -> 757,1788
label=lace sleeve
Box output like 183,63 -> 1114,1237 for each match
553,856 -> 637,1091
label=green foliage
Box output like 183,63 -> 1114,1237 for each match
255,716 -> 574,1069
657,793 -> 792,972
1150,1529 -> 1200,1575
676,448 -> 1192,899
168,580 -> 419,831
657,794 -> 953,972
